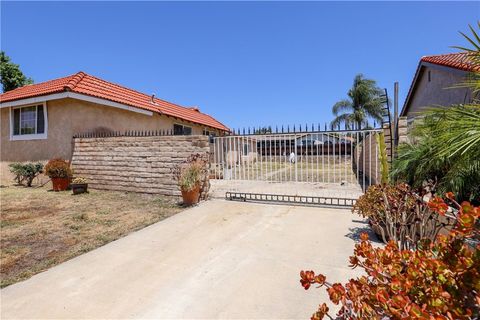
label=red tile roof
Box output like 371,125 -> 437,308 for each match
421,52 -> 480,72
0,72 -> 229,132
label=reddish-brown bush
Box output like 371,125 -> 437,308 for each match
44,158 -> 72,179
301,195 -> 480,319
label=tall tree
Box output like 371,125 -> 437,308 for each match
0,51 -> 33,92
331,74 -> 384,130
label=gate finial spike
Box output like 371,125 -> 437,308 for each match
287,125 -> 290,133
318,123 -> 320,131
281,125 -> 284,133
293,124 -> 296,132
312,123 -> 314,131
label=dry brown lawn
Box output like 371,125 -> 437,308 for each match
0,185 -> 182,288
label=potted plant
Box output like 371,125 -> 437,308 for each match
172,153 -> 210,206
44,158 -> 73,191
71,177 -> 88,195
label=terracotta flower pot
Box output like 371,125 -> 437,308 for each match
51,177 -> 70,191
181,185 -> 200,206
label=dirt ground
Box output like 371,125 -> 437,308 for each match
0,185 -> 182,288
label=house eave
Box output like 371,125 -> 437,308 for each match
0,92 -> 154,116
401,61 -> 470,117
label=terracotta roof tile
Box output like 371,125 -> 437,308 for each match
421,52 -> 480,72
0,72 -> 229,132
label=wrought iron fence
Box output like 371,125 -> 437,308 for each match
211,127 -> 382,195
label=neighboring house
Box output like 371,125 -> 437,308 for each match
258,133 -> 353,156
214,137 -> 258,168
401,52 -> 479,122
0,71 -> 229,181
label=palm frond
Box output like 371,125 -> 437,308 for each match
332,99 -> 353,116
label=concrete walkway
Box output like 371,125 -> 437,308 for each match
1,200 -> 368,319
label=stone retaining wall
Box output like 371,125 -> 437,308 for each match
71,135 -> 210,196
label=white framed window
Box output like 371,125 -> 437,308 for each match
10,103 -> 48,141
173,123 -> 192,135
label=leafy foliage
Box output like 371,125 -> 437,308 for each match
0,51 -> 33,92
44,159 -> 73,179
353,183 -> 452,250
331,74 -> 385,130
452,22 -> 480,100
8,162 -> 43,187
392,105 -> 480,203
301,195 -> 480,319
171,153 -> 210,193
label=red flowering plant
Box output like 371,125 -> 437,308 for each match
300,194 -> 480,320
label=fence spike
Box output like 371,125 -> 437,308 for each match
293,124 -> 296,132
275,126 -> 278,133
325,123 -> 327,131
281,125 -> 284,133
312,123 -> 314,131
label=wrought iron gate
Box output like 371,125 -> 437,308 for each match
210,126 -> 383,207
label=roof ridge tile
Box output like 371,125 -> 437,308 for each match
64,71 -> 86,91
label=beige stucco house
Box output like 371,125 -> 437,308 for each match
0,71 -> 229,183
401,52 -> 478,122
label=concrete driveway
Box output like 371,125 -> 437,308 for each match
1,200 -> 368,319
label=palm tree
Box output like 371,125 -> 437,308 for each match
453,22 -> 480,100
331,74 -> 385,130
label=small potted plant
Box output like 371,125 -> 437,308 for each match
172,153 -> 209,206
45,158 -> 73,191
71,177 -> 88,195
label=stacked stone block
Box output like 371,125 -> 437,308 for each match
71,135 -> 210,196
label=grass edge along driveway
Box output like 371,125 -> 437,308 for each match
1,185 -> 182,288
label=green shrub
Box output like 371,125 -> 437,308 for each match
375,132 -> 389,184
8,162 -> 43,187
392,105 -> 480,204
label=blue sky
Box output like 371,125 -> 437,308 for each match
1,1 -> 479,130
